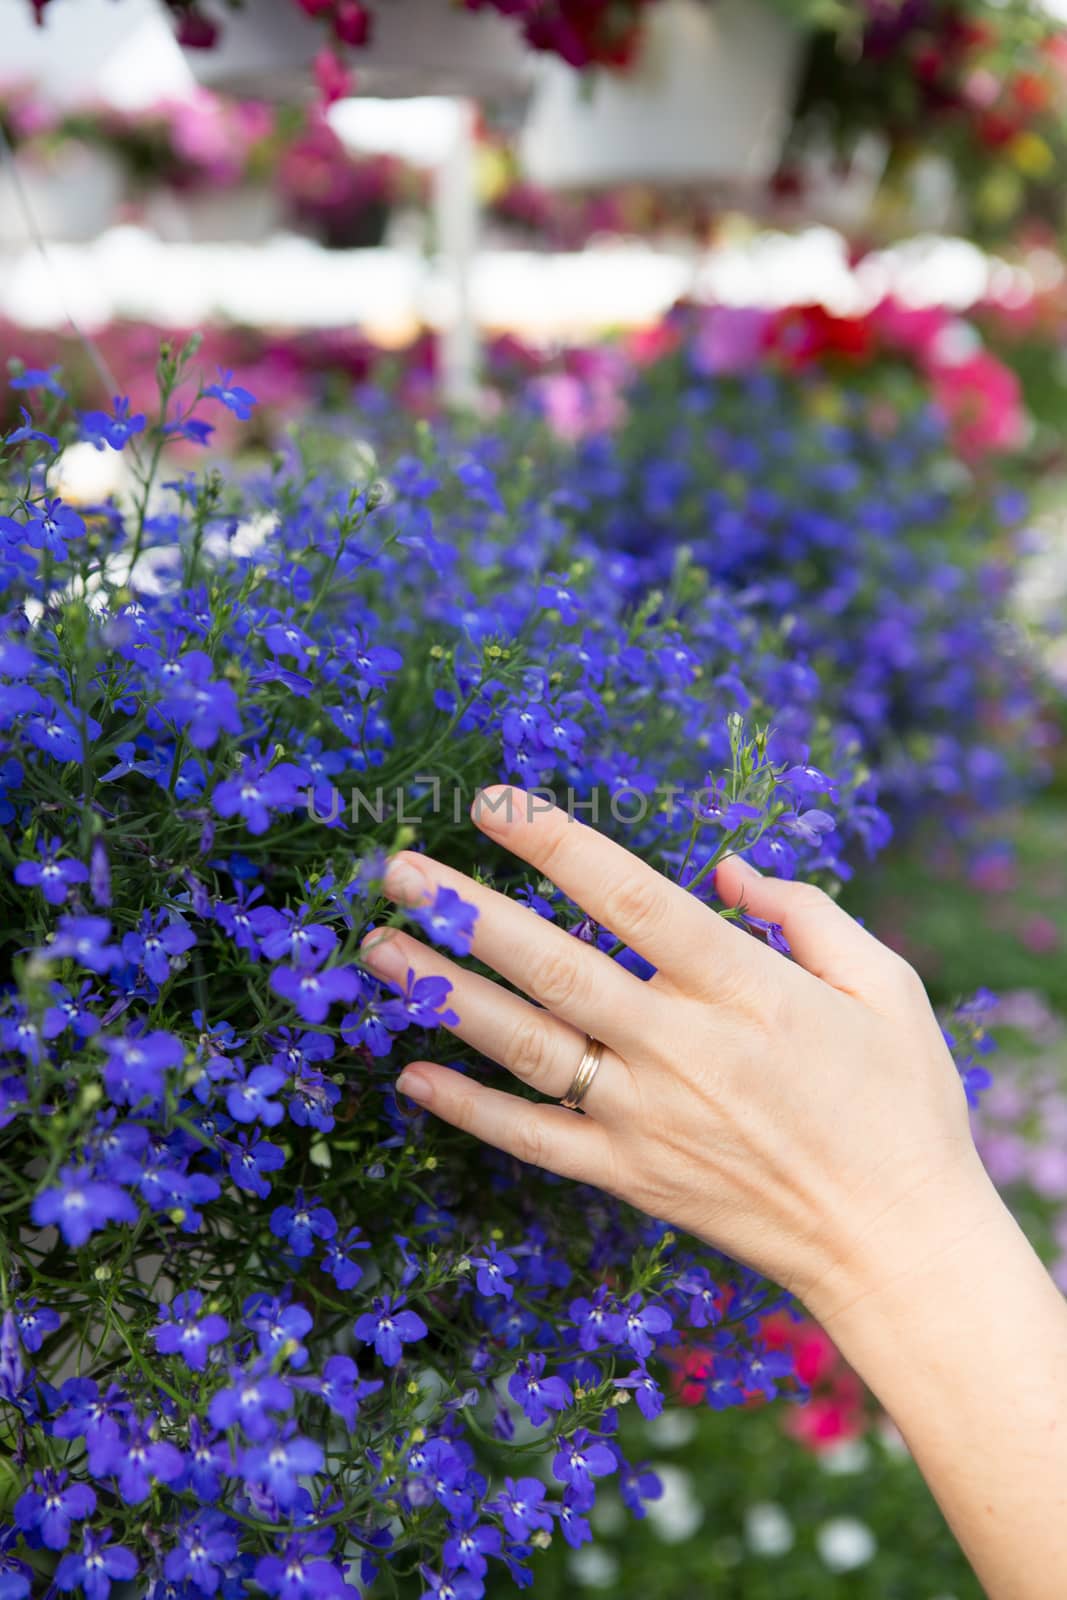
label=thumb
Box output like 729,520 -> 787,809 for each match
714,855 -> 916,1004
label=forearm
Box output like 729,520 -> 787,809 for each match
810,1162 -> 1067,1599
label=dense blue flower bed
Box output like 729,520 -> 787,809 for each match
547,328 -> 1038,824
0,343 -> 1005,1598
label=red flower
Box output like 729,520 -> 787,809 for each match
771,305 -> 875,367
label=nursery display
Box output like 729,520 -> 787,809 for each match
782,0 -> 1067,245
0,322 -> 1019,1597
545,300 -> 1037,831
0,87 -> 424,247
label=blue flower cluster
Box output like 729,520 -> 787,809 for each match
538,318 -> 1038,827
0,341 -> 1005,1598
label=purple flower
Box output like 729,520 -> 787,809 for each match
32,1166 -> 138,1247
25,704 -> 101,766
743,1343 -> 795,1402
11,364 -> 64,395
214,760 -> 311,836
271,1189 -> 337,1257
621,1294 -> 673,1360
673,1269 -> 719,1328
0,1529 -> 32,1599
157,650 -> 241,750
89,838 -> 111,907
372,969 -> 459,1033
163,1509 -> 239,1593
254,1535 -> 351,1599
443,1513 -> 502,1578
354,1294 -> 428,1367
14,836 -> 89,905
227,1064 -> 287,1126
705,1354 -> 746,1410
14,1468 -> 96,1550
52,1378 -> 132,1448
490,1476 -> 553,1540
184,1415 -> 232,1502
418,1570 -> 484,1600
101,1030 -> 184,1106
251,904 -> 338,967
463,1238 -> 515,1303
613,1365 -> 663,1420
293,1353 -> 380,1430
556,1491 -> 593,1549
241,1427 -> 324,1508
205,368 -> 257,420
271,959 -> 363,1023
410,885 -> 478,957
227,1132 -> 286,1197
23,498 -> 85,560
81,396 -> 146,451
552,1428 -> 616,1505
154,1291 -> 229,1371
47,915 -> 124,974
1,406 -> 56,451
243,1295 -> 313,1370
208,1366 -> 293,1441
90,1419 -> 184,1504
322,1225 -> 370,1290
620,1462 -> 663,1518
55,1526 -> 137,1599
121,911 -> 196,985
508,1353 -> 572,1427
569,1287 -> 624,1351
14,1297 -> 60,1354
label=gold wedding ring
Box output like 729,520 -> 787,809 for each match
560,1035 -> 605,1112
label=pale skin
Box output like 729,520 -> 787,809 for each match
361,786 -> 1067,1600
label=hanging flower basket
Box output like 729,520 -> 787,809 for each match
0,144 -> 124,243
140,186 -> 284,243
182,0 -> 531,100
519,0 -> 804,189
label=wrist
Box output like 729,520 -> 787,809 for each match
800,1145 -> 1010,1353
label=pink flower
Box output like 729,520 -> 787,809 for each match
314,48 -> 353,104
691,307 -> 772,376
931,349 -> 1026,458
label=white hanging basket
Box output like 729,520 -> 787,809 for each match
519,0 -> 803,190
0,147 -> 125,243
141,186 -> 283,244
184,0 -> 531,100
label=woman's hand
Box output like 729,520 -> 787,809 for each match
360,785 -> 989,1325
363,786 -> 1067,1598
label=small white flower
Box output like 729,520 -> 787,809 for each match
744,1501 -> 794,1557
567,1546 -> 619,1589
644,1409 -> 698,1449
816,1516 -> 877,1572
645,1464 -> 704,1544
819,1437 -> 871,1475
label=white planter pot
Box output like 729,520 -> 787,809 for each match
0,147 -> 125,242
519,0 -> 803,189
141,186 -> 283,243
184,0 -> 531,100
780,132 -> 889,234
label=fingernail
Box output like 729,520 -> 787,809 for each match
383,854 -> 427,903
396,1067 -> 433,1105
361,928 -> 405,979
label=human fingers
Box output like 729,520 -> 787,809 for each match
381,851 -> 667,1056
469,786 -> 765,996
361,926 -> 628,1118
715,855 -> 928,1012
394,1060 -> 617,1186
